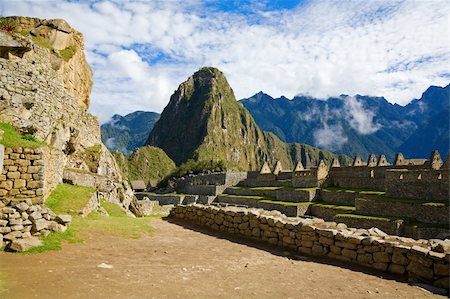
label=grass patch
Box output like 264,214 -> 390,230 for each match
23,184 -> 159,253
0,122 -> 46,149
220,194 -> 274,200
312,202 -> 356,211
15,29 -> 30,36
335,213 -> 392,221
323,186 -> 385,195
45,183 -> 95,215
32,35 -> 52,49
360,194 -> 449,206
260,199 -> 313,206
59,45 -> 77,61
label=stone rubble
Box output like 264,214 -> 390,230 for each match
0,198 -> 71,252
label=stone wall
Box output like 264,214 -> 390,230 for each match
328,166 -> 386,190
385,169 -> 448,201
0,147 -> 44,202
355,198 -> 449,225
170,205 -> 450,290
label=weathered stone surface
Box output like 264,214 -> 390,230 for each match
433,263 -> 449,276
32,218 -> 48,232
8,237 -> 43,252
407,261 -> 434,280
373,252 -> 391,263
388,264 -> 405,275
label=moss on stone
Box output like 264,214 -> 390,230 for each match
83,144 -> 102,173
32,35 -> 52,49
59,45 -> 77,61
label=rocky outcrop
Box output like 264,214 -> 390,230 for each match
0,17 -> 139,215
6,16 -> 92,109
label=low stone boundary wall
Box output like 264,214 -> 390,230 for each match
170,205 -> 450,290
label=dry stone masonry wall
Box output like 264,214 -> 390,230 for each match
170,205 -> 450,290
0,147 -> 44,201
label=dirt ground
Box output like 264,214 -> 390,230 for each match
0,218 -> 445,299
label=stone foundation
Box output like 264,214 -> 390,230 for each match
170,205 -> 450,291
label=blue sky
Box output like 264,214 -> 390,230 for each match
1,0 -> 449,123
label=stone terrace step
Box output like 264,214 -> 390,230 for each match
215,194 -> 311,217
223,187 -> 280,198
319,188 -> 385,206
355,197 -> 450,225
224,187 -> 318,203
308,203 -> 356,221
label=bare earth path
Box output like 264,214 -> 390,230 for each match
0,218 -> 444,299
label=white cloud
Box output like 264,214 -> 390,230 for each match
313,123 -> 348,151
1,0 -> 449,123
343,96 -> 381,135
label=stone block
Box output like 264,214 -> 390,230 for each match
3,230 -> 22,240
392,252 -> 408,265
407,261 -> 433,280
27,166 -> 40,174
27,181 -> 41,189
319,236 -> 334,246
408,253 -> 433,268
11,224 -> 24,231
433,277 -> 450,289
312,244 -> 326,256
357,253 -> 373,264
14,202 -> 29,212
7,172 -> 20,179
8,218 -> 22,225
433,263 -> 449,276
0,227 -> 11,233
373,252 -> 391,263
0,180 -> 13,190
335,240 -> 357,250
8,237 -> 42,252
330,245 -> 342,255
372,262 -> 388,271
13,179 -> 26,189
28,211 -> 42,221
2,207 -> 15,214
342,248 -> 357,260
388,264 -> 405,275
0,219 -> 7,226
32,218 -> 48,232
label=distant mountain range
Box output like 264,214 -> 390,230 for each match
241,84 -> 450,160
101,83 -> 449,161
101,111 -> 160,155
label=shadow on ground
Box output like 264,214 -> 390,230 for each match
164,216 -> 447,296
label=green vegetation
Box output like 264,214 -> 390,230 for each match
335,213 -> 392,221
15,29 -> 30,36
260,199 -> 313,206
0,122 -> 46,149
82,144 -> 102,173
59,45 -> 77,61
313,202 -> 356,211
0,17 -> 15,32
24,183 -> 158,254
128,146 -> 176,185
32,35 -> 52,49
323,186 -> 385,195
361,194 -> 449,206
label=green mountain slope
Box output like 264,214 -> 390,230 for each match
146,67 -> 347,170
101,111 -> 160,154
